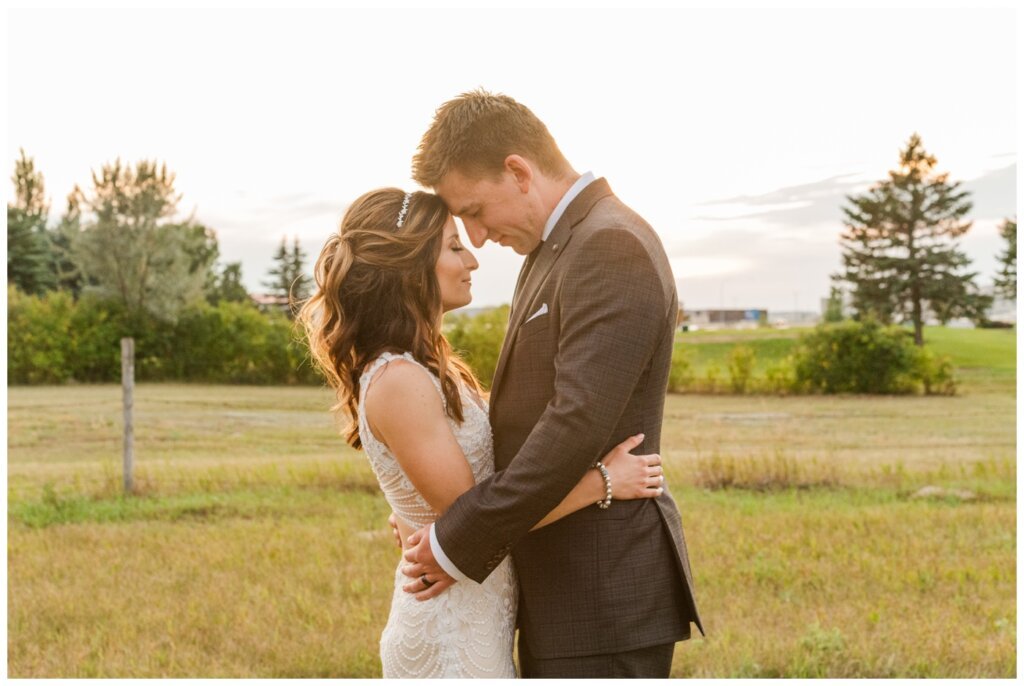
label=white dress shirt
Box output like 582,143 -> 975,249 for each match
429,171 -> 597,583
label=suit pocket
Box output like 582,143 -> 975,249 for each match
516,315 -> 550,343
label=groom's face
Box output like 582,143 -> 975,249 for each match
435,166 -> 544,256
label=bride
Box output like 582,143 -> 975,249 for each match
299,188 -> 666,678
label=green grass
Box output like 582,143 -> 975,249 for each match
6,327 -> 1016,677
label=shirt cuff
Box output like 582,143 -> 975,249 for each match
429,522 -> 469,582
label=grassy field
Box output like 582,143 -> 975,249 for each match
6,327 -> 1016,677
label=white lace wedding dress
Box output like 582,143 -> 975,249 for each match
358,351 -> 518,678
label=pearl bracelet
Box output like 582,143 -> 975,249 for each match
593,461 -> 612,509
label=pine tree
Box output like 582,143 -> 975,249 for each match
262,236 -> 291,297
835,134 -> 991,345
207,262 -> 250,305
994,218 -> 1016,300
288,236 -> 312,303
823,285 -> 845,322
7,149 -> 56,294
47,187 -> 86,297
262,235 -> 311,318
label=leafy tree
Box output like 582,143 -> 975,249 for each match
7,149 -> 56,294
994,218 -> 1016,300
835,134 -> 991,345
70,159 -> 215,324
263,236 -> 312,317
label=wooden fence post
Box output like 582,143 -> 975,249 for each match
121,337 -> 134,494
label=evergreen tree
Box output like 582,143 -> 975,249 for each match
823,285 -> 845,323
288,236 -> 313,303
262,235 -> 311,317
47,187 -> 86,297
7,149 -> 56,294
206,262 -> 251,305
835,134 -> 990,345
994,218 -> 1016,300
262,236 -> 291,296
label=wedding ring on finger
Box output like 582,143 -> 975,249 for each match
420,574 -> 435,589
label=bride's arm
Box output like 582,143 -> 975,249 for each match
370,361 -> 665,532
366,361 -> 476,515
530,433 -> 663,530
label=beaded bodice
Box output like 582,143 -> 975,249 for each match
357,351 -> 495,528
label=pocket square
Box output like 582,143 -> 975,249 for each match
525,303 -> 548,324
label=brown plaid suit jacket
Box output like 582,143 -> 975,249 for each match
434,178 -> 704,660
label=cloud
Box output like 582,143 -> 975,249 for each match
962,163 -> 1016,220
692,163 -> 1016,231
691,173 -> 871,228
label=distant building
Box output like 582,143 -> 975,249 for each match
250,292 -> 291,315
681,308 -> 767,330
769,311 -> 821,327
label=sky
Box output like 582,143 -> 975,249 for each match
6,7 -> 1017,312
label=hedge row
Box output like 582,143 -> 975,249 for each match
9,288 -> 955,396
7,287 -> 319,385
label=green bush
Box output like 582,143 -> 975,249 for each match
762,358 -> 797,395
727,345 -> 756,393
7,286 -> 75,384
667,344 -> 694,393
791,319 -> 955,395
444,305 -> 509,389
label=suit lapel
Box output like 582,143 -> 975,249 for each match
489,178 -> 614,408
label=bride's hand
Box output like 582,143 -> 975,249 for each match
599,433 -> 664,500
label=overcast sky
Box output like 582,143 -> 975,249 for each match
7,7 -> 1016,311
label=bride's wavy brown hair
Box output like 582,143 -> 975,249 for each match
298,188 -> 483,449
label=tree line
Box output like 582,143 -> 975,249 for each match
7,152 -> 320,384
7,150 -> 313,320
7,137 -> 1017,387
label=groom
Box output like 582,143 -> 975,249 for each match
401,90 -> 703,678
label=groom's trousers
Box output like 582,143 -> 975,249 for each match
518,640 -> 677,678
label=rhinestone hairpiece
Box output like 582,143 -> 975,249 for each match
396,193 -> 411,228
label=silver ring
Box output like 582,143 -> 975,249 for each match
420,574 -> 435,588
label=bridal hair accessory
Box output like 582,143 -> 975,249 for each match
396,193 -> 412,228
593,461 -> 613,509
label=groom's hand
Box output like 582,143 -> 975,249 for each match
401,526 -> 456,600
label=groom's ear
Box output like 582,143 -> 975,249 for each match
504,154 -> 533,193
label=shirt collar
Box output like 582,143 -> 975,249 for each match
542,171 -> 596,242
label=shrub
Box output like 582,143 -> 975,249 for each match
702,362 -> 723,393
791,319 -> 953,395
7,286 -> 75,384
762,357 -> 797,395
667,344 -> 694,393
915,347 -> 957,396
727,345 -> 756,393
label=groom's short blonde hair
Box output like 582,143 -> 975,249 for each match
412,89 -> 572,187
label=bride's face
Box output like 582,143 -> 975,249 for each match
435,215 -> 479,313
